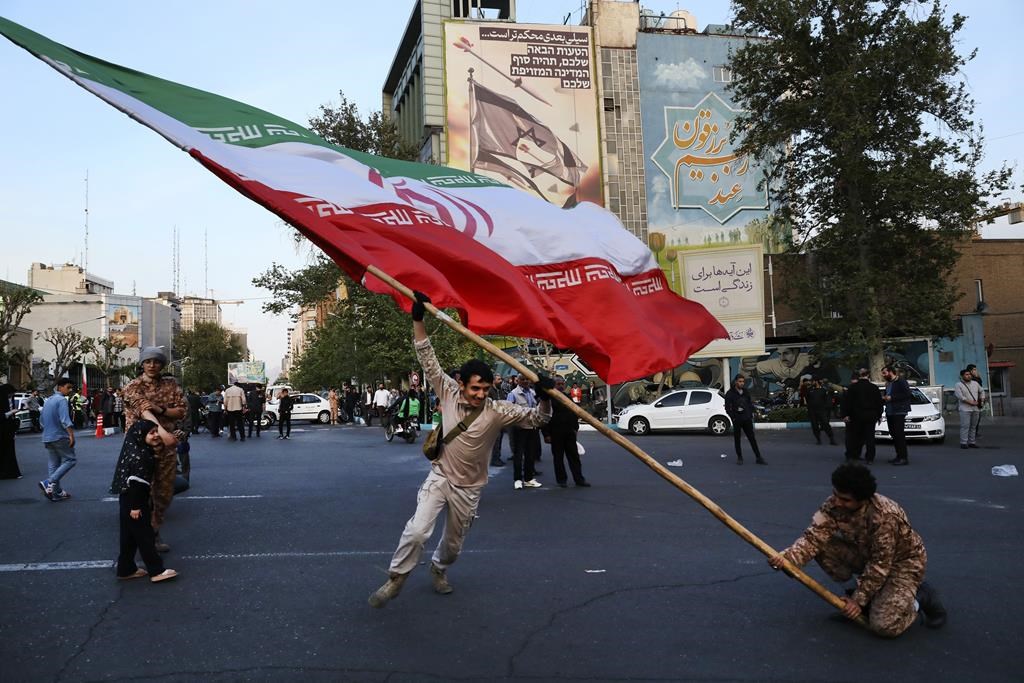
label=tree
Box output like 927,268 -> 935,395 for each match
37,327 -> 94,388
91,337 -> 130,389
175,322 -> 246,391
308,91 -> 421,160
728,0 -> 1012,375
0,281 -> 43,374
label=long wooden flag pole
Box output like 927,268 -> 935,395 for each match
368,264 -> 864,624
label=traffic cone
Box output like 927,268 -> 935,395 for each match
95,413 -> 104,438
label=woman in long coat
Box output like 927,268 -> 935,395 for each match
0,383 -> 23,479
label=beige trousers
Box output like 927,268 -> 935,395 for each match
388,469 -> 481,575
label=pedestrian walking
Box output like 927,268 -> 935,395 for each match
954,368 -> 983,449
542,376 -> 589,488
0,384 -> 22,479
881,365 -> 911,466
186,389 -> 202,434
344,384 -> 358,423
110,419 -> 178,583
363,385 -> 375,426
122,347 -> 186,553
965,363 -> 985,439
724,374 -> 765,465
223,381 -> 247,441
367,292 -> 553,608
373,383 -> 391,426
768,463 -> 946,636
27,390 -> 42,433
507,374 -> 543,488
277,388 -> 294,439
39,379 -> 77,500
328,387 -> 339,425
206,387 -> 224,437
806,377 -> 836,445
843,368 -> 884,463
113,389 -> 125,432
246,386 -> 265,438
487,374 -> 508,466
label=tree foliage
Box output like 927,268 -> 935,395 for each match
289,275 -> 478,390
91,337 -> 130,388
175,321 -> 246,391
308,91 -> 421,160
728,0 -> 1012,373
37,327 -> 94,388
0,281 -> 43,373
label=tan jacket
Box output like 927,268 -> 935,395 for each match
223,385 -> 247,412
416,337 -> 550,487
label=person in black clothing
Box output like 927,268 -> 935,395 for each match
542,376 -> 589,487
843,368 -> 884,463
806,377 -> 836,445
344,384 -> 358,424
246,386 -> 265,438
724,374 -> 765,465
882,365 -> 912,466
186,389 -> 202,434
277,388 -> 294,439
109,419 -> 177,582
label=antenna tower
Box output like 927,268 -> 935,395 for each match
83,170 -> 89,273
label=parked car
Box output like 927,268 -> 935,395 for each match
615,388 -> 731,436
263,393 -> 332,426
874,387 -> 945,443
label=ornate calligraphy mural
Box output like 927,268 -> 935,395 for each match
651,92 -> 766,224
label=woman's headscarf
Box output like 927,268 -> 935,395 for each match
109,419 -> 158,495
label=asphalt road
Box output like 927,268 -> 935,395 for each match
1,419 -> 1021,682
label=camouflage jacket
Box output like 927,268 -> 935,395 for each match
122,375 -> 186,432
783,493 -> 926,607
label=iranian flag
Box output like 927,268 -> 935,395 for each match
1,18 -> 727,383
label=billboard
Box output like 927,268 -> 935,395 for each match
444,22 -> 602,208
106,302 -> 140,348
680,244 -> 765,358
228,361 -> 267,385
638,33 -> 786,295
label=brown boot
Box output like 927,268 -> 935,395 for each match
430,563 -> 453,595
368,572 -> 408,608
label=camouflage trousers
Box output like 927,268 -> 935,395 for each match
150,442 -> 177,531
816,537 -> 926,638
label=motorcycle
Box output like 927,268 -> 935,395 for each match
384,397 -> 419,444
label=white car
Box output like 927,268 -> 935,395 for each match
874,387 -> 945,443
263,393 -> 332,426
615,388 -> 731,436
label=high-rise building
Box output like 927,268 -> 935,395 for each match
179,296 -> 221,332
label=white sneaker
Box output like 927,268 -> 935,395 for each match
523,479 -> 542,488
513,480 -> 523,490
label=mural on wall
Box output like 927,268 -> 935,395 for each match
106,303 -> 139,348
444,22 -> 602,208
638,32 -> 787,295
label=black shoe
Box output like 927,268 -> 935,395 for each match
575,481 -> 591,487
557,482 -> 568,488
968,444 -> 979,449
917,581 -> 947,628
755,457 -> 767,465
829,439 -> 837,446
490,460 -> 505,467
815,438 -> 821,445
533,470 -> 543,476
960,444 -> 968,449
891,459 -> 909,466
736,457 -> 743,465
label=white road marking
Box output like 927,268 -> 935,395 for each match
0,549 -> 491,573
99,495 -> 264,502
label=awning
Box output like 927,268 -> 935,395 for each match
989,361 -> 1016,369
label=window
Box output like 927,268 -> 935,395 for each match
656,392 -> 688,407
303,395 -> 320,404
688,391 -> 713,405
713,66 -> 733,83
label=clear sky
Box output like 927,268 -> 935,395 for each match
1,1 -> 1020,380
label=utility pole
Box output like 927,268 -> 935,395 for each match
83,170 -> 89,273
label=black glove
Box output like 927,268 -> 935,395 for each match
535,374 -> 556,393
411,291 -> 431,322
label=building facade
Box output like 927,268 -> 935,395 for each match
179,296 -> 221,332
28,262 -> 114,296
